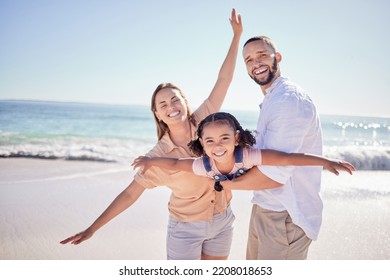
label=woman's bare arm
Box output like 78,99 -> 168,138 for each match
132,156 -> 194,174
60,180 -> 145,245
207,8 -> 242,110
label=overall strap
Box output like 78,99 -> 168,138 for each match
202,155 -> 212,172
234,146 -> 244,163
230,146 -> 247,180
202,155 -> 224,192
206,147 -> 247,192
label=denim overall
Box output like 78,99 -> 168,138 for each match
202,146 -> 248,192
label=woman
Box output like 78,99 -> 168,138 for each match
61,8 -> 243,260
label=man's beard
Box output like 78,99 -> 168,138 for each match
250,58 -> 278,86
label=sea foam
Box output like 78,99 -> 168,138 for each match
324,146 -> 390,170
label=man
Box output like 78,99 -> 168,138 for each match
225,36 -> 323,260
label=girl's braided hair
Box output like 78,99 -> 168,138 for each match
188,112 -> 256,156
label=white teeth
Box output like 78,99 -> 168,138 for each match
254,66 -> 268,75
213,151 -> 226,157
169,111 -> 180,117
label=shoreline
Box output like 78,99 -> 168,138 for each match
1,158 -> 389,260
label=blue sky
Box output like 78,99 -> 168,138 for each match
1,0 -> 389,117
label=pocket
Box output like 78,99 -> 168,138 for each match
227,207 -> 236,222
223,207 -> 236,228
167,217 -> 180,237
285,215 -> 305,245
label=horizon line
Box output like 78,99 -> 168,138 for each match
1,98 -> 389,119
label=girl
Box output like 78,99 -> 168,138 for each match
132,112 -> 355,192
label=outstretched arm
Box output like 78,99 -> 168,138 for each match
207,8 -> 243,110
132,156 -> 194,174
260,149 -> 356,175
60,180 -> 145,245
221,150 -> 356,192
221,167 -> 283,191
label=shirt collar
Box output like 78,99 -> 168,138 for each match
159,121 -> 198,154
259,76 -> 287,109
265,76 -> 287,96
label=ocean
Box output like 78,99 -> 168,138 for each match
1,100 -> 390,170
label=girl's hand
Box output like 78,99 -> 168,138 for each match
230,8 -> 243,37
60,229 -> 94,245
324,160 -> 356,175
131,156 -> 152,174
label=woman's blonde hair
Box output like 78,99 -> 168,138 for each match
151,83 -> 196,140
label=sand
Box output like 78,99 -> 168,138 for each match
1,158 -> 389,260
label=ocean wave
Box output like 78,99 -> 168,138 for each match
0,139 -> 154,164
324,146 -> 390,170
1,142 -> 390,170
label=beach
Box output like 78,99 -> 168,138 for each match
1,158 -> 389,260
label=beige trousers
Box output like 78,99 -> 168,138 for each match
246,204 -> 312,260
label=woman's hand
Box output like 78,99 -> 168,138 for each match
230,8 -> 243,37
60,228 -> 94,245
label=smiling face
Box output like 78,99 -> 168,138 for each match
154,87 -> 189,126
199,121 -> 239,169
243,39 -> 281,89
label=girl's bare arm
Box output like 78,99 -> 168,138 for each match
260,149 -> 356,175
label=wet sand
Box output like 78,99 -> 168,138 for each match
1,158 -> 389,260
